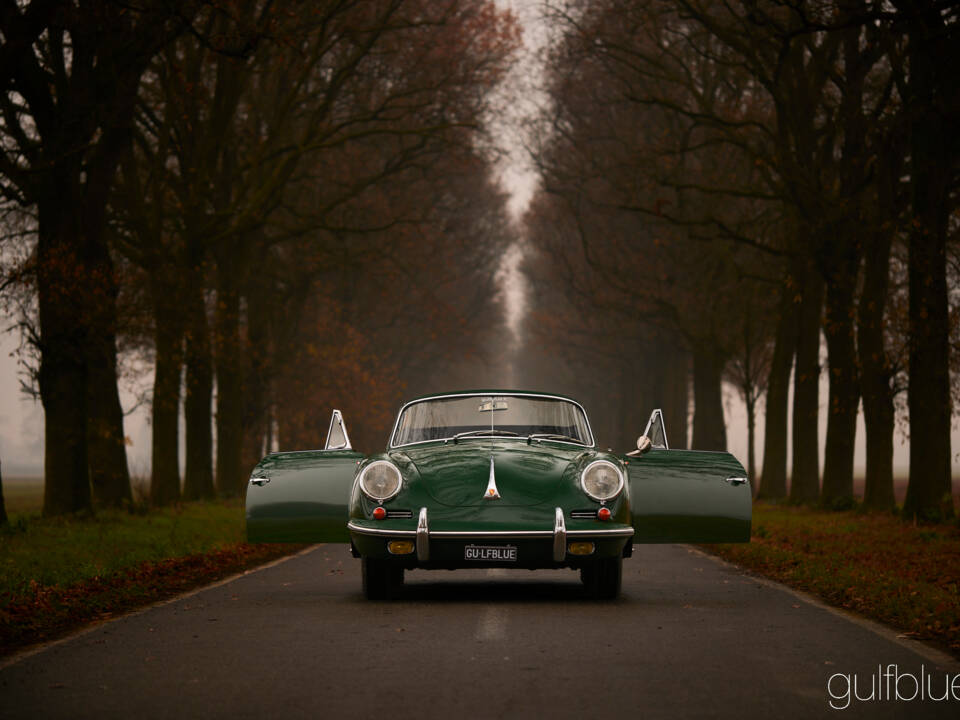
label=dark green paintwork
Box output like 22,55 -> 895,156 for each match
392,442 -> 590,507
626,448 -> 751,542
245,449 -> 362,543
243,397 -> 753,558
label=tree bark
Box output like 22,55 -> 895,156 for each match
758,283 -> 797,500
789,263 -> 823,504
182,272 -> 215,501
149,275 -> 183,506
38,198 -> 92,517
820,250 -> 860,509
691,343 -> 726,451
745,392 -> 756,486
86,322 -> 133,509
215,252 -> 245,497
859,188 -> 896,512
85,241 -> 132,509
665,343 -> 689,449
902,3 -> 954,523
242,280 -> 270,477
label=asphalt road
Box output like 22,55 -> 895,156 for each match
2,544 -> 958,720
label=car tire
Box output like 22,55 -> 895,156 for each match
362,557 -> 401,600
591,556 -> 623,600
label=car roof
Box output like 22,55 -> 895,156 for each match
402,389 -> 583,405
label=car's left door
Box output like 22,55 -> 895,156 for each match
245,410 -> 362,543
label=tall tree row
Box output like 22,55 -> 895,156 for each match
1,1 -> 520,512
527,0 -> 959,520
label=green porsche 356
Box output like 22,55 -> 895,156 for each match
245,390 -> 751,599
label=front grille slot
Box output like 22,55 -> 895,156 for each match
386,509 -> 413,519
569,509 -> 598,519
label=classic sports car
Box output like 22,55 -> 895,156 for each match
246,390 -> 751,599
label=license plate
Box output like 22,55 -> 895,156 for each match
464,544 -> 517,561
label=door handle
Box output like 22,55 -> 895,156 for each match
724,476 -> 748,486
250,477 -> 271,486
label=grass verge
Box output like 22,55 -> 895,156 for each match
0,500 -> 303,656
703,502 -> 960,656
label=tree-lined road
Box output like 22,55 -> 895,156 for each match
2,545 -> 957,719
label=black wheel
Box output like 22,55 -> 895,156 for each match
583,557 -> 621,600
362,558 -> 402,600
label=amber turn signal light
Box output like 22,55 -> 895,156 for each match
388,540 -> 415,555
567,542 -> 595,556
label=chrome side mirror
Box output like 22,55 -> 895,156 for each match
626,435 -> 652,457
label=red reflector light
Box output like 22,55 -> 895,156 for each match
373,506 -> 387,520
597,507 -> 611,521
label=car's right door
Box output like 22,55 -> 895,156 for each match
245,410 -> 362,543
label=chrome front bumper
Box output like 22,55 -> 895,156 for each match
347,506 -> 635,563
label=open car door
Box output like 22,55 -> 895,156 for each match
628,410 -> 751,543
246,410 -> 362,543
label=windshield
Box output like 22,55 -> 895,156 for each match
391,394 -> 593,447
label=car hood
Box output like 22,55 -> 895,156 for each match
390,441 -> 591,507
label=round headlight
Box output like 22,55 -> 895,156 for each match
359,460 -> 402,501
580,460 -> 624,502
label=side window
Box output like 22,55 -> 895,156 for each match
643,409 -> 669,449
325,409 -> 352,450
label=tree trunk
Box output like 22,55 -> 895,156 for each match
215,254 -> 245,497
38,198 -> 93,517
820,253 -> 860,509
183,273 -> 215,501
903,4 -> 954,523
665,343 -> 689,449
85,241 -> 132,509
86,322 -> 133,509
758,283 -> 797,500
745,393 -> 756,487
242,282 -> 271,476
691,343 -> 726,451
150,277 -> 183,506
789,263 -> 823,504
859,209 -> 895,512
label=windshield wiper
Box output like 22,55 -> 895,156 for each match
450,429 -> 520,443
527,433 -> 583,444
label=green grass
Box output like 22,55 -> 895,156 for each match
0,497 -> 302,653
705,503 -> 960,655
1,500 -> 247,594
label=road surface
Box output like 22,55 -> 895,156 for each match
2,544 -> 958,719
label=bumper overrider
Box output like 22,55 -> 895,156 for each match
348,507 -> 634,570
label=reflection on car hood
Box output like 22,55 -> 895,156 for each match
391,441 -> 591,507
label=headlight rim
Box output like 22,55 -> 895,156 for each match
580,459 -> 625,502
358,460 -> 403,502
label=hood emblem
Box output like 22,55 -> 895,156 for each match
484,457 -> 500,500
